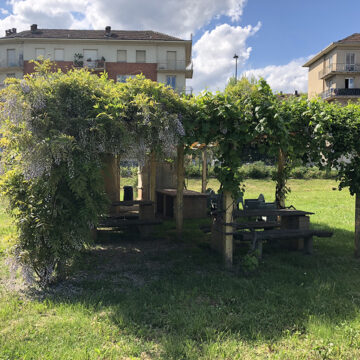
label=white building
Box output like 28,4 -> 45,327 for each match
0,25 -> 193,93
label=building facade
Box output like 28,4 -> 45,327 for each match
0,25 -> 193,93
303,33 -> 360,103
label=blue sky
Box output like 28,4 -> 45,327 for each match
0,0 -> 359,93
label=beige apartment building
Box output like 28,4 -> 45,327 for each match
0,24 -> 193,93
303,33 -> 360,103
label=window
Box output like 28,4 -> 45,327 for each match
83,49 -> 98,61
7,49 -> 16,67
117,74 -> 136,83
166,75 -> 176,89
166,51 -> 177,70
54,49 -> 64,61
328,55 -> 333,71
136,50 -> 146,63
117,50 -> 127,62
345,78 -> 354,89
346,53 -> 355,71
35,48 -> 45,59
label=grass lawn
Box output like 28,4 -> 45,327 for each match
1,179 -> 360,359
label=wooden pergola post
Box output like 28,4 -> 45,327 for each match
276,148 -> 286,208
101,153 -> 120,215
222,190 -> 234,267
201,147 -> 207,193
149,151 -> 157,214
176,143 -> 184,238
355,193 -> 360,257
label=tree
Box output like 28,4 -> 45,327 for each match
316,101 -> 360,257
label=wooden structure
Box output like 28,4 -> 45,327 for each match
211,207 -> 333,262
156,189 -> 208,219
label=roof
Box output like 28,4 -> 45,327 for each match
337,33 -> 360,43
0,29 -> 186,42
303,33 -> 360,67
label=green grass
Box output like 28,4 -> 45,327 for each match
1,179 -> 360,359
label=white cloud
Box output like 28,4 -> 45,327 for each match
0,0 -> 247,38
241,57 -> 311,94
189,22 -> 261,93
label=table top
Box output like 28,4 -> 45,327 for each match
156,188 -> 208,198
111,200 -> 154,206
233,208 -> 314,218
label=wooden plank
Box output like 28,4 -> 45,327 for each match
111,200 -> 153,206
201,148 -> 207,193
235,229 -> 333,241
224,221 -> 280,229
234,209 -> 314,218
176,144 -> 184,238
98,218 -> 163,227
156,188 -> 208,198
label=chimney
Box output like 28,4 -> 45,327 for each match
12,28 -> 16,34
31,24 -> 38,32
294,90 -> 298,96
5,29 -> 11,36
105,26 -> 111,36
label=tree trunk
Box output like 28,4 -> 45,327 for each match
355,193 -> 360,257
201,148 -> 207,193
176,144 -> 184,238
276,148 -> 286,208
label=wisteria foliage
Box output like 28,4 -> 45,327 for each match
0,61 -> 185,285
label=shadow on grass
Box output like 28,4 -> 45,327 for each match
41,220 -> 360,357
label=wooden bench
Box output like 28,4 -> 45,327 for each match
97,200 -> 162,237
234,229 -> 333,258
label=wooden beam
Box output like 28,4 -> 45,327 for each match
355,193 -> 360,258
101,153 -> 120,215
149,151 -> 157,212
201,148 -> 207,193
276,148 -> 286,208
176,144 -> 184,238
222,190 -> 233,267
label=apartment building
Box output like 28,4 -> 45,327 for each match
303,33 -> 360,103
0,24 -> 193,93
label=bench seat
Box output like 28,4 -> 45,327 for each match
234,229 -> 333,257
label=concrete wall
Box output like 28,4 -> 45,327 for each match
308,57 -> 325,98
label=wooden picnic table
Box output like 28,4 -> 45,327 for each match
215,207 -> 332,259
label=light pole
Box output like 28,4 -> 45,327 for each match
233,53 -> 239,83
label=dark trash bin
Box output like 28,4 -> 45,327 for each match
123,186 -> 134,202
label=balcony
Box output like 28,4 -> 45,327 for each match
0,56 -> 24,70
321,88 -> 360,100
181,86 -> 193,96
83,59 -> 105,70
157,60 -> 193,78
319,63 -> 360,79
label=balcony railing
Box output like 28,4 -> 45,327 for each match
319,63 -> 360,79
157,60 -> 193,71
0,56 -> 24,68
321,88 -> 360,99
181,86 -> 193,96
83,59 -> 105,70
